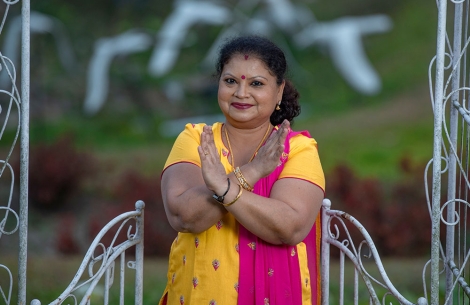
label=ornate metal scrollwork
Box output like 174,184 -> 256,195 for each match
0,0 -> 25,304
321,199 -> 427,305
30,201 -> 145,305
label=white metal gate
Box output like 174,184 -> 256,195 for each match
0,1 -> 145,305
429,0 -> 470,304
0,0 -> 29,304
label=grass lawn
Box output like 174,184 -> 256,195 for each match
16,255 -> 430,304
299,85 -> 434,180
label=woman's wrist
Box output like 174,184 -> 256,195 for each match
212,178 -> 231,203
237,163 -> 262,189
234,167 -> 253,191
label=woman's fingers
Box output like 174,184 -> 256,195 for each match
199,126 -> 215,159
199,125 -> 228,194
276,120 -> 289,144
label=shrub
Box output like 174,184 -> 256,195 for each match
26,135 -> 95,211
326,156 -> 434,257
88,169 -> 176,257
56,213 -> 81,255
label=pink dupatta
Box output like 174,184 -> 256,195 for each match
237,129 -> 321,305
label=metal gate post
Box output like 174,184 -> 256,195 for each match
446,1 -> 464,303
431,0 -> 448,303
18,0 -> 30,304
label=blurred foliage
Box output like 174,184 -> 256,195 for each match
20,135 -> 96,211
328,157 -> 435,257
0,0 -> 440,207
19,0 -> 437,122
0,0 -> 435,179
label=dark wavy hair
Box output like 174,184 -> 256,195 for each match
215,35 -> 300,126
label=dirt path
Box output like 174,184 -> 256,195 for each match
308,85 -> 433,139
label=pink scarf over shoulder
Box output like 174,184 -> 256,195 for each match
237,129 -> 321,305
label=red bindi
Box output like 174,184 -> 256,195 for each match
244,54 -> 249,60
241,75 -> 246,79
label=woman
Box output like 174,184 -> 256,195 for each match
159,35 -> 325,305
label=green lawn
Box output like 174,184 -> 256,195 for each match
18,256 -> 431,305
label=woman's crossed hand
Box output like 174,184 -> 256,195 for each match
197,125 -> 229,197
250,120 -> 290,178
197,120 -> 290,196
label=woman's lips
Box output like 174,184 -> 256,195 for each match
231,102 -> 253,109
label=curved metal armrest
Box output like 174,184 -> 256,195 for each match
31,201 -> 145,305
321,199 -> 428,305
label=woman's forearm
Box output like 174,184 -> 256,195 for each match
163,184 -> 227,233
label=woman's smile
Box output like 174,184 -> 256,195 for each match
231,102 -> 253,110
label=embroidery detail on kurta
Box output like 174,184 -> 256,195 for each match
222,148 -> 229,157
268,268 -> 274,277
291,248 -> 296,256
234,282 -> 239,292
216,220 -> 223,230
180,295 -> 184,305
195,237 -> 199,248
192,277 -> 198,288
183,255 -> 186,265
248,242 -> 256,250
305,278 -> 309,287
209,300 -> 217,305
172,273 -> 175,284
212,259 -> 220,271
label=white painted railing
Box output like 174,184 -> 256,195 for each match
30,201 -> 145,305
321,199 -> 429,305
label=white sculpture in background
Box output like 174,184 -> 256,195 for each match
85,0 -> 393,116
294,15 -> 393,95
147,0 -> 232,77
0,11 -> 76,88
0,0 -> 393,117
84,30 -> 153,115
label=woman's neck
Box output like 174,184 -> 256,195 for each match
223,121 -> 273,167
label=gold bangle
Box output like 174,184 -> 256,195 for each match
222,184 -> 243,207
234,167 -> 254,192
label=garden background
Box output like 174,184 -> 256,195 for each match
0,0 -> 438,303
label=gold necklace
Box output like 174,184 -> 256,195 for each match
224,123 -> 272,167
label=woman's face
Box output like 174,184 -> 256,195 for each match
218,54 -> 285,128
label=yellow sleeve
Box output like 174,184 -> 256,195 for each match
163,123 -> 205,170
279,134 -> 326,192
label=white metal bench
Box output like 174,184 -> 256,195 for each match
30,201 -> 145,305
31,198 -> 434,305
321,199 -> 429,305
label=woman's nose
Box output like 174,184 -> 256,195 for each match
234,82 -> 249,98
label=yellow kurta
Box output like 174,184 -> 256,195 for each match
159,122 -> 325,305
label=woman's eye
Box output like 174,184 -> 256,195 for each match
251,81 -> 263,87
224,78 -> 235,84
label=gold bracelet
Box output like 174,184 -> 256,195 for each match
222,184 -> 243,207
234,167 -> 254,192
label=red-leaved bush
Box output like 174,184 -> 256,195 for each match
87,170 -> 176,257
27,135 -> 95,211
326,157 -> 435,257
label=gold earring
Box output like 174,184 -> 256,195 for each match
276,102 -> 281,111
